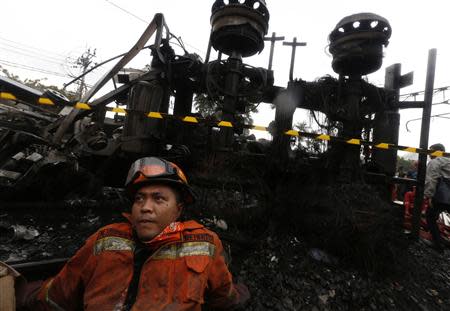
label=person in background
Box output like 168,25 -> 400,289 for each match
406,160 -> 418,180
424,144 -> 450,252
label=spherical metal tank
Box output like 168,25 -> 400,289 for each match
210,0 -> 270,58
329,13 -> 391,76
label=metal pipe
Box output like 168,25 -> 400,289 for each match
219,53 -> 242,149
411,49 -> 437,239
205,31 -> 213,64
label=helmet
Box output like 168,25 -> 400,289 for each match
125,157 -> 195,204
429,143 -> 445,152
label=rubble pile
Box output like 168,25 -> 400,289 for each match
1,164 -> 449,311
233,231 -> 450,311
274,182 -> 408,273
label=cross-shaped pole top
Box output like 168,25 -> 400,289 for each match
264,32 -> 285,70
283,37 -> 307,81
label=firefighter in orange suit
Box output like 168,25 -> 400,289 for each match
23,157 -> 249,310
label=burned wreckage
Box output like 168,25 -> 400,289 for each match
0,0 -> 442,278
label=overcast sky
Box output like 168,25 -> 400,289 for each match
1,0 -> 449,156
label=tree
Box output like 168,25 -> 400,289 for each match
193,93 -> 258,135
397,156 -> 415,175
294,120 -> 326,154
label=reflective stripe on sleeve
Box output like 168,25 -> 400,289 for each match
93,237 -> 135,255
153,242 -> 216,260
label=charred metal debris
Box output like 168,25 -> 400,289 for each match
0,1 -> 441,273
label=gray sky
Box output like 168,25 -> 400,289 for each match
1,0 -> 449,155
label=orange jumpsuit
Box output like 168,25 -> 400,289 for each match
32,220 -> 243,310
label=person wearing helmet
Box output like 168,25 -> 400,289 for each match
22,157 -> 249,310
424,143 -> 450,252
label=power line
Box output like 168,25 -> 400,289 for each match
104,0 -> 148,24
400,86 -> 450,98
104,0 -> 205,56
0,46 -> 65,65
0,41 -> 70,63
0,59 -> 70,78
0,36 -> 76,62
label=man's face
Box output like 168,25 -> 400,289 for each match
130,184 -> 182,241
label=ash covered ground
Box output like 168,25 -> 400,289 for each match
1,157 -> 450,311
2,195 -> 450,310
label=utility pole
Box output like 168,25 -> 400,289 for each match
283,37 -> 307,81
74,48 -> 97,99
264,32 -> 284,71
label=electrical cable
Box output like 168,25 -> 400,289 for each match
0,46 -> 65,65
405,108 -> 450,132
104,0 -> 205,56
0,36 -> 76,62
104,0 -> 148,24
62,45 -> 153,89
0,59 -> 70,78
168,33 -> 188,55
400,86 -> 450,98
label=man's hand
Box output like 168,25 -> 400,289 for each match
425,197 -> 433,209
234,282 -> 250,304
16,280 -> 45,310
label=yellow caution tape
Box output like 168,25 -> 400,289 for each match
38,98 -> 55,106
430,150 -> 444,157
346,138 -> 360,145
316,134 -> 330,141
1,90 -> 449,157
402,147 -> 416,153
252,125 -> 267,131
285,130 -> 299,136
218,121 -> 233,127
111,107 -> 127,114
183,116 -> 198,123
74,102 -> 91,110
0,92 -> 17,100
148,112 -> 163,119
375,143 -> 390,149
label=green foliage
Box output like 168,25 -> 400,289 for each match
397,156 -> 416,175
294,120 -> 325,153
193,93 -> 220,118
193,93 -> 257,130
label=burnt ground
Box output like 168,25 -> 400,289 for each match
1,155 -> 450,310
1,198 -> 450,311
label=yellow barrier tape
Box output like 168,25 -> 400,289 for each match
74,102 -> 91,110
285,130 -> 299,136
218,121 -> 233,127
148,112 -> 163,119
252,125 -> 267,131
2,90 -> 449,157
375,143 -> 389,149
431,150 -> 444,157
317,134 -> 330,141
112,107 -> 126,114
402,147 -> 416,153
38,98 -> 55,106
0,92 -> 17,100
183,116 -> 198,123
347,138 -> 360,145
